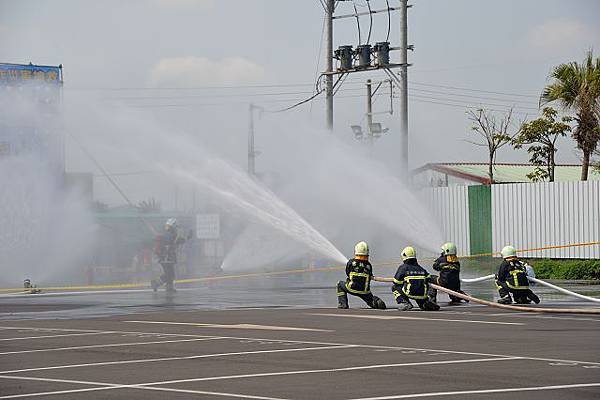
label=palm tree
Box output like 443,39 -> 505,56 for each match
541,51 -> 600,181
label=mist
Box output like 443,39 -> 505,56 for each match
0,87 -> 94,286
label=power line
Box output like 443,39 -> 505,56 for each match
409,81 -> 539,98
409,87 -> 538,106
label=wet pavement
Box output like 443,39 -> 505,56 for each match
1,270 -> 599,399
0,269 -> 599,320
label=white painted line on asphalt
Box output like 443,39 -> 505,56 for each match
0,325 -> 215,338
0,332 -> 110,342
4,323 -> 600,367
0,375 -> 290,400
134,386 -> 290,400
125,320 -> 333,332
0,358 -> 520,398
0,344 -> 356,374
349,382 -> 600,399
133,357 -> 521,386
309,313 -> 525,326
0,375 -> 118,399
0,336 -> 225,355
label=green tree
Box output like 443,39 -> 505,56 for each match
513,107 -> 572,182
467,108 -> 518,183
541,51 -> 600,181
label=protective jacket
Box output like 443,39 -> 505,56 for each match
432,255 -> 461,288
344,258 -> 373,294
154,229 -> 185,264
393,259 -> 430,300
497,259 -> 529,290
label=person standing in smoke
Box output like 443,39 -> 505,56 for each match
336,241 -> 387,309
432,242 -> 469,304
151,218 -> 191,293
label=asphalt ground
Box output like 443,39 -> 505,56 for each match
1,276 -> 599,399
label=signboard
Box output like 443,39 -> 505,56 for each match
196,214 -> 220,239
0,63 -> 62,84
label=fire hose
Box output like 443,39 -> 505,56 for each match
430,283 -> 600,314
460,275 -> 600,303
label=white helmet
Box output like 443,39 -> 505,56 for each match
501,245 -> 517,259
441,242 -> 457,256
165,218 -> 178,230
354,241 -> 369,256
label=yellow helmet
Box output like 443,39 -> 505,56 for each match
354,241 -> 369,256
401,246 -> 416,261
441,242 -> 457,255
501,245 -> 517,259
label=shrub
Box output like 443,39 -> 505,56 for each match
527,259 -> 600,280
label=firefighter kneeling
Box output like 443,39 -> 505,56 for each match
392,246 -> 440,311
496,245 -> 540,305
337,241 -> 386,310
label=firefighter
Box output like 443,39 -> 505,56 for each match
151,218 -> 189,293
392,246 -> 440,311
432,242 -> 468,304
496,245 -> 540,305
337,241 -> 386,309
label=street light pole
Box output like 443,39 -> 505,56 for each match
325,0 -> 334,131
399,0 -> 409,174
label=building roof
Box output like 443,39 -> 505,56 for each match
413,163 -> 600,184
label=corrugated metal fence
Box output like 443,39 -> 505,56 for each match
426,181 -> 600,259
492,180 -> 600,259
427,186 -> 471,256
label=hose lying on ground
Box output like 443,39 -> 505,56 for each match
460,275 -> 600,303
430,283 -> 600,314
528,277 -> 600,303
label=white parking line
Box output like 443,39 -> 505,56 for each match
0,357 -> 519,399
310,313 -> 524,326
0,375 -> 290,399
349,382 -> 600,399
0,344 -> 356,374
134,357 -> 520,386
0,332 -> 111,342
0,336 -> 224,355
3,323 -> 600,367
125,320 -> 332,332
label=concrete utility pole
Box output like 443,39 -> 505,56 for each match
399,0 -> 409,174
325,0 -> 334,130
248,104 -> 256,176
366,79 -> 373,146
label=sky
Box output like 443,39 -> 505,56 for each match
1,0 -> 599,173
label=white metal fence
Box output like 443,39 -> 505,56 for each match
492,180 -> 600,259
426,181 -> 600,259
426,186 -> 471,257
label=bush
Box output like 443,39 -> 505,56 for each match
527,259 -> 600,280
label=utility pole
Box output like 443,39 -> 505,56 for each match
366,79 -> 373,146
399,0 -> 409,174
325,0 -> 334,130
248,103 -> 256,176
